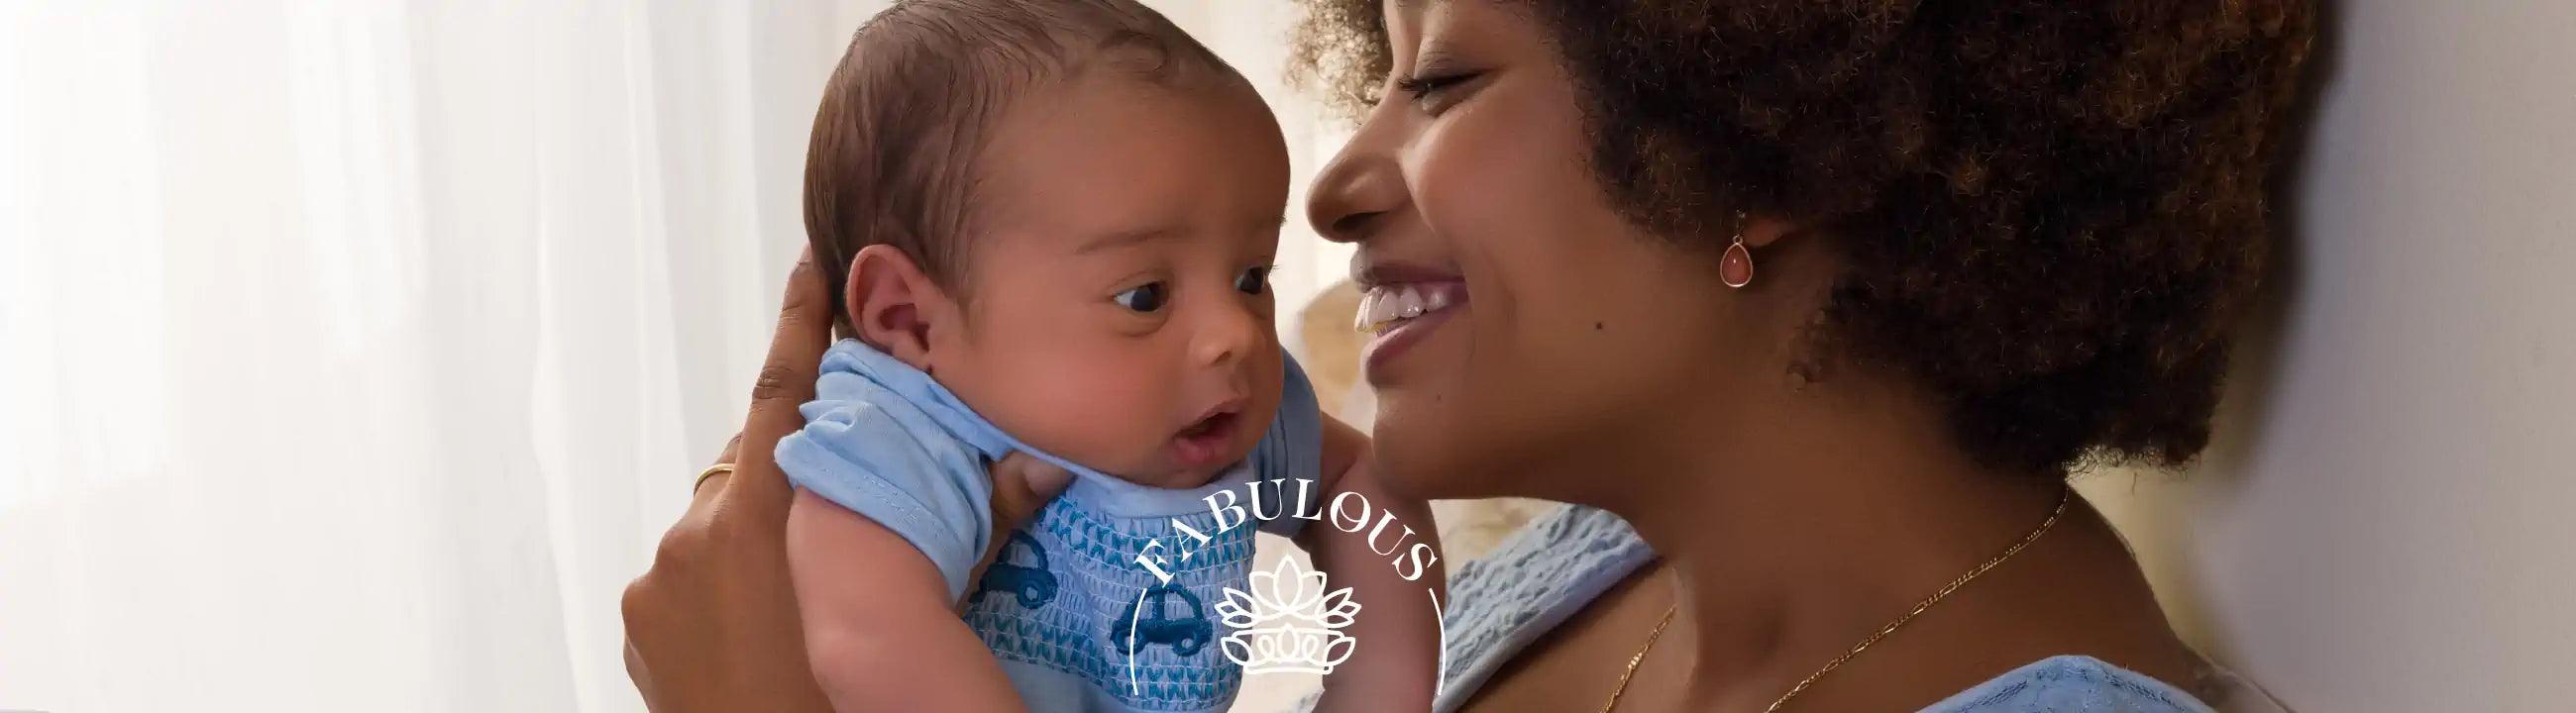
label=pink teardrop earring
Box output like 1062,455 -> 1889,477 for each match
1720,212 -> 1755,289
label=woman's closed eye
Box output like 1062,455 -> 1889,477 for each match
1394,70 -> 1482,115
1114,282 -> 1168,313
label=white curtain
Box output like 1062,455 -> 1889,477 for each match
0,1 -> 1346,711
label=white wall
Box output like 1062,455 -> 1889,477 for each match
2080,1 -> 2576,710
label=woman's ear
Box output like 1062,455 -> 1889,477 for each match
1739,214 -> 1797,249
845,244 -> 955,369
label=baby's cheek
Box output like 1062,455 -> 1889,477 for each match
975,347 -> 1178,473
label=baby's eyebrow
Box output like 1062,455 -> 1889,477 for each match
1074,228 -> 1181,255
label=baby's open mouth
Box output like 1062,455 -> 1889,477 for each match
1168,407 -> 1242,468
1178,410 -> 1235,440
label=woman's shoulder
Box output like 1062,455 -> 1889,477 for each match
1398,505 -> 2285,713
1284,503 -> 1644,713
1436,503 -> 1656,709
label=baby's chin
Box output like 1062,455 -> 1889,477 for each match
1102,416 -> 1264,489
1028,433 -> 1252,490
1116,464 -> 1227,490
1126,452 -> 1248,490
1105,439 -> 1259,490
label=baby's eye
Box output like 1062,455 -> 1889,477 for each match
1234,265 -> 1271,295
1115,282 -> 1168,313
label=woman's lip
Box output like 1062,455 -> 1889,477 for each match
1352,257 -> 1468,381
1362,302 -> 1460,379
1352,261 -> 1464,288
1356,279 -> 1469,333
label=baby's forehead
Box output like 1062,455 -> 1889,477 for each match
961,79 -> 1289,250
974,217 -> 1286,264
956,200 -> 1285,285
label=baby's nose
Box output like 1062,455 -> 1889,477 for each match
1191,300 -> 1267,367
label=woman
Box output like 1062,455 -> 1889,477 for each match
625,0 -> 2315,709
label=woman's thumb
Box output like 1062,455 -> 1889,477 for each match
990,452 -> 1073,527
963,453 -> 1074,610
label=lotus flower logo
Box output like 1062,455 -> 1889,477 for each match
1213,556 -> 1361,675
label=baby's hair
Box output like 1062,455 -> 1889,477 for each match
805,0 -> 1240,332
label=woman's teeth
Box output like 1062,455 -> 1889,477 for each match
1355,283 -> 1459,334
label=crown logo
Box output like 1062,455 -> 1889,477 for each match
1214,556 -> 1362,675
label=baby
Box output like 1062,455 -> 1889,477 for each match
774,2 -> 1442,712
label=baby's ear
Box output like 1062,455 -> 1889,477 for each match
845,244 -> 954,369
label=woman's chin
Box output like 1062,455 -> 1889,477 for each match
1366,418 -> 1490,501
1368,373 -> 1550,500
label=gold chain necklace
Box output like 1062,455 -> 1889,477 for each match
1599,601 -> 1680,712
1600,487 -> 2072,712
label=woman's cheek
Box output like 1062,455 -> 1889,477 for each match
1403,104 -> 1509,238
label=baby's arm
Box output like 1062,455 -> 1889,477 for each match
1300,416 -> 1446,711
786,489 -> 1025,712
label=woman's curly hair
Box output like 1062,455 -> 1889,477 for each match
1294,1 -> 2316,474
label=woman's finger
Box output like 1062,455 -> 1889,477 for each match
990,453 -> 1074,529
961,453 -> 1074,608
619,250 -> 839,712
715,432 -> 744,466
729,247 -> 836,509
685,433 -> 747,509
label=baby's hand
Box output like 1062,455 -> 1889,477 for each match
1303,418 -> 1446,712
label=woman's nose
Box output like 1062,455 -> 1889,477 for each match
1305,116 -> 1407,245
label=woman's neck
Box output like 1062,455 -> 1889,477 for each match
1586,371 -> 2070,705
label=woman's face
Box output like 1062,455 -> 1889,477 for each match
1308,2 -> 1758,501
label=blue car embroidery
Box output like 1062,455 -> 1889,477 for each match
972,531 -> 1058,609
1110,582 -> 1215,658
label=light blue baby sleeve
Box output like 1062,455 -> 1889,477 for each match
774,340 -> 1015,601
1248,355 -> 1325,539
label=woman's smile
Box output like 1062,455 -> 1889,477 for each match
1352,263 -> 1470,383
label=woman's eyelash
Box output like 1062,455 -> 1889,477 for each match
1394,72 -> 1472,97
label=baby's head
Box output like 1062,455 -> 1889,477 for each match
806,0 -> 1291,488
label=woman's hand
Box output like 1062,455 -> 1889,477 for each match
963,457 -> 1072,610
620,252 -> 839,712
621,250 -> 1069,711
